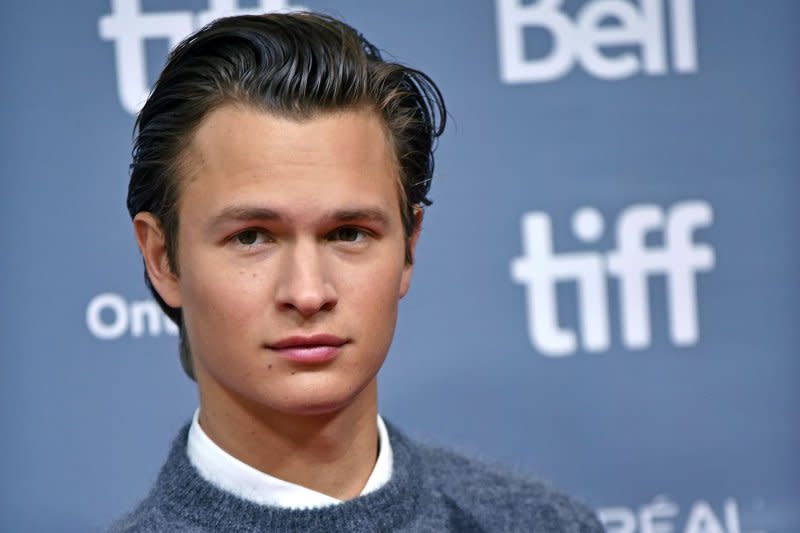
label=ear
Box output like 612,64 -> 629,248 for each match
133,212 -> 182,308
399,208 -> 423,299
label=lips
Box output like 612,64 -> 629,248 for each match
267,334 -> 347,364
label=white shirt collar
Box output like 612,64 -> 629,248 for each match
186,408 -> 393,509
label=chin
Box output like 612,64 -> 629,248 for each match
277,401 -> 352,417
253,375 -> 376,417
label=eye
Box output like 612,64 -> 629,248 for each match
329,227 -> 367,243
234,229 -> 268,247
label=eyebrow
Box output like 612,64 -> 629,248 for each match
207,205 -> 391,231
208,206 -> 280,230
331,208 -> 390,226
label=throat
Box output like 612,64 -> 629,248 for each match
192,398 -> 382,501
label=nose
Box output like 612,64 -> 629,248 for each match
275,239 -> 337,318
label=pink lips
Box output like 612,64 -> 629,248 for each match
267,334 -> 347,364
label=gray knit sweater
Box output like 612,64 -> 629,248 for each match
108,421 -> 604,532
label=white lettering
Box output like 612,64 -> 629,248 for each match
130,300 -> 163,337
511,199 -> 715,356
684,501 -> 725,533
663,201 -> 715,345
99,0 -> 306,114
86,293 -> 177,340
606,201 -> 714,349
86,292 -> 129,340
495,0 -> 698,83
510,209 -> 608,355
163,316 -> 179,335
99,0 -> 193,114
669,0 -> 698,72
598,497 -> 767,533
576,0 -> 660,80
606,204 -> 664,349
640,495 -> 679,533
598,507 -> 637,533
724,499 -> 743,533
496,0 -> 575,83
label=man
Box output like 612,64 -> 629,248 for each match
110,11 -> 604,533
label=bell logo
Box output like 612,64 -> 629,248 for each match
510,200 -> 715,356
495,0 -> 699,83
99,0 -> 305,114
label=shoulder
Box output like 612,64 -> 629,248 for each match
106,425 -> 209,533
106,498 -> 207,533
107,494 -> 207,533
106,503 -> 172,533
407,437 -> 604,533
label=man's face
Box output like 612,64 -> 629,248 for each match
162,105 -> 416,416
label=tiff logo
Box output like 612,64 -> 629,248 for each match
510,200 -> 715,356
496,0 -> 698,83
99,0 -> 305,114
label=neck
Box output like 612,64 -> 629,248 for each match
195,377 -> 379,501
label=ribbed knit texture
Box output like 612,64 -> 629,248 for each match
108,421 -> 604,532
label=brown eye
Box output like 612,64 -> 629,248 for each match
236,230 -> 261,246
331,227 -> 365,242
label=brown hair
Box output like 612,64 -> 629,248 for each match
127,12 -> 446,379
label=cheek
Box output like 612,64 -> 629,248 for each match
345,261 -> 403,328
180,258 -> 269,349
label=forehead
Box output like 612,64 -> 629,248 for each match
177,105 -> 402,222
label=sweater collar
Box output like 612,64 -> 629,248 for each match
186,408 -> 394,508
149,419 -> 422,532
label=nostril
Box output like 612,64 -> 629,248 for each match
279,292 -> 337,318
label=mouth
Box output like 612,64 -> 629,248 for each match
266,334 -> 348,364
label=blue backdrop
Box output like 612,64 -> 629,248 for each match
1,1 -> 798,531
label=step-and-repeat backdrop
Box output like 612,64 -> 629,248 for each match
2,1 -> 798,531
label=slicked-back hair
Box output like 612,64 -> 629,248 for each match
127,12 -> 446,380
